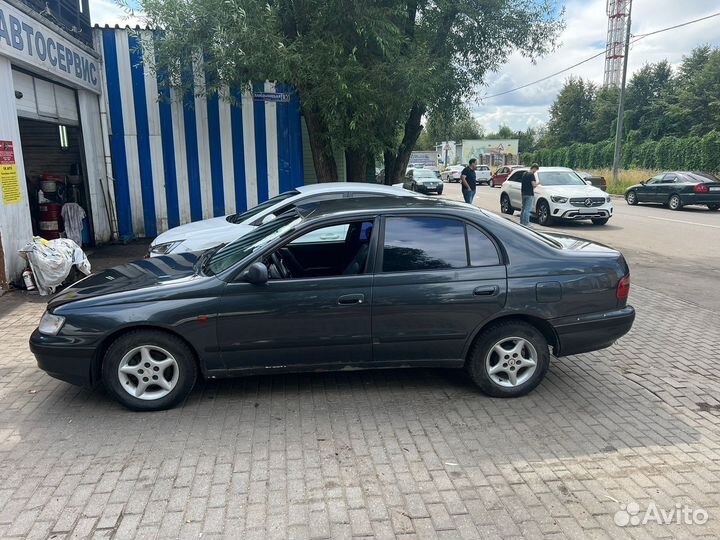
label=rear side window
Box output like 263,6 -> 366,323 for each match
467,226 -> 500,266
383,217 -> 467,272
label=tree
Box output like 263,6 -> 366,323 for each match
544,78 -> 595,147
134,0 -> 564,184
425,107 -> 484,144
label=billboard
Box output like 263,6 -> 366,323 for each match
462,139 -> 519,163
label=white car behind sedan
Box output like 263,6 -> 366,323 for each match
499,167 -> 613,226
149,183 -> 415,256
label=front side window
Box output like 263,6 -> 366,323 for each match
648,174 -> 664,184
507,171 -> 525,183
382,217 -> 467,272
264,220 -> 375,280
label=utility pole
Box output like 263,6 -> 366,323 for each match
612,0 -> 632,184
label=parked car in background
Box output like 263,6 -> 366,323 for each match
491,165 -> 525,188
403,168 -> 444,194
148,183 -> 414,256
475,164 -> 492,186
31,196 -> 635,411
500,167 -> 613,226
624,172 -> 720,211
442,165 -> 464,183
576,171 -> 608,192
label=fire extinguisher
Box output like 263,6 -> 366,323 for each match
22,267 -> 36,291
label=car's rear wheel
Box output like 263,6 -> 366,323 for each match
708,204 -> 719,211
536,200 -> 552,226
592,218 -> 609,225
500,194 -> 514,215
625,190 -> 638,205
102,330 -> 197,411
669,194 -> 683,211
466,321 -> 550,398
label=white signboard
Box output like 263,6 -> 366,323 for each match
0,1 -> 100,93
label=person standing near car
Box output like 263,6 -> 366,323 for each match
461,158 -> 478,204
520,163 -> 541,226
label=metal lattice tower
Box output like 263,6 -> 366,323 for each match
604,0 -> 632,87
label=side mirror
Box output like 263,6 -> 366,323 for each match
261,213 -> 276,225
244,262 -> 268,285
640,180 -> 646,185
584,179 -> 593,185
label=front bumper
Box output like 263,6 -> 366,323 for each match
550,306 -> 635,357
551,202 -> 614,220
30,329 -> 96,386
417,184 -> 443,193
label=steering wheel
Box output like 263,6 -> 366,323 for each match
270,252 -> 290,279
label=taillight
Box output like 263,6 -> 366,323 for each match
694,183 -> 710,193
617,275 -> 630,300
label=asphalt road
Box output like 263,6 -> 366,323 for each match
440,182 -> 720,312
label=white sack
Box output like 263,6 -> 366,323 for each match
18,237 -> 91,295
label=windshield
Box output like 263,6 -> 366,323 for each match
415,170 -> 436,178
538,171 -> 586,186
226,190 -> 299,224
207,213 -> 301,275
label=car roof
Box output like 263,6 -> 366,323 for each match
295,182 -> 412,195
295,195 -> 477,221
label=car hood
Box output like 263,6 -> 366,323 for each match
540,184 -> 608,198
49,252 -> 205,310
416,177 -> 440,184
151,216 -> 253,253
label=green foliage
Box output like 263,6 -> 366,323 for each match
535,47 -> 720,175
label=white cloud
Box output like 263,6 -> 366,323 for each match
89,0 -> 143,27
471,0 -> 720,132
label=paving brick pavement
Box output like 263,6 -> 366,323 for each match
1,285 -> 719,539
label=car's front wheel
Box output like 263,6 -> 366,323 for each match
592,218 -> 609,225
500,194 -> 514,215
668,194 -> 683,211
466,321 -> 550,398
102,330 -> 197,411
536,200 -> 552,226
625,190 -> 638,205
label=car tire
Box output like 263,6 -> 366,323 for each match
708,204 -> 719,211
466,320 -> 550,398
668,194 -> 683,211
625,190 -> 638,205
592,218 -> 609,225
437,188 -> 443,195
102,329 -> 198,411
536,200 -> 553,226
500,194 -> 514,215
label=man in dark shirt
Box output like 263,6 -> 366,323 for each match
461,158 -> 478,204
520,163 -> 540,226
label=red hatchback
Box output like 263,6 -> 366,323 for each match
491,165 -> 525,188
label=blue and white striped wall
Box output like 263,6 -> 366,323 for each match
95,27 -> 304,240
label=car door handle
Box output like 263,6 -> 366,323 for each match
338,294 -> 365,305
473,285 -> 499,296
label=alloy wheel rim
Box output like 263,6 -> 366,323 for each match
117,345 -> 179,400
628,192 -> 635,203
485,337 -> 538,388
539,204 -> 548,223
501,197 -> 509,211
670,196 -> 679,209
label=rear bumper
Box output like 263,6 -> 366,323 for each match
550,306 -> 635,357
679,193 -> 720,205
29,329 -> 95,386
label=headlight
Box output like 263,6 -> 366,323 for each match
38,312 -> 65,335
150,240 -> 183,256
606,196 -> 612,203
551,195 -> 568,203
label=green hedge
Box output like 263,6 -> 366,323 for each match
521,131 -> 720,173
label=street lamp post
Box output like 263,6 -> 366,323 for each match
612,0 -> 633,185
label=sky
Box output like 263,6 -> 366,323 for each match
92,0 -> 720,132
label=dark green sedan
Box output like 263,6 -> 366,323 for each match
624,171 -> 720,211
